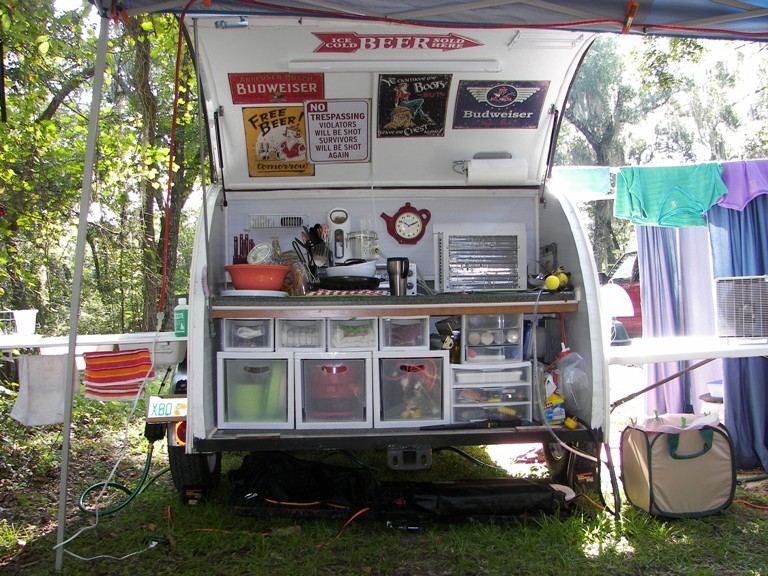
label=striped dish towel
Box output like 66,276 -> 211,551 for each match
83,349 -> 154,401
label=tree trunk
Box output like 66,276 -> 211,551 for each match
127,16 -> 197,332
126,19 -> 160,332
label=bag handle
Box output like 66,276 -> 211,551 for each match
667,428 -> 714,460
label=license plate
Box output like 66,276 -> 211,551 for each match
146,395 -> 187,422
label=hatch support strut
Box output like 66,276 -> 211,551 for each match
542,104 -> 560,204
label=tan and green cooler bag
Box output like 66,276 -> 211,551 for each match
620,413 -> 736,518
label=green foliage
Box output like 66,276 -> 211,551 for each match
0,2 -> 91,328
0,5 -> 200,335
640,37 -> 704,92
557,35 -> 767,269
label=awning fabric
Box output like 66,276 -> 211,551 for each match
90,0 -> 768,42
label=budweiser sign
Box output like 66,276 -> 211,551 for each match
229,73 -> 324,105
311,32 -> 482,53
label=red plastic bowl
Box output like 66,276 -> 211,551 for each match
225,264 -> 291,291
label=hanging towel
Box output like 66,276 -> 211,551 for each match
718,159 -> 768,210
10,354 -> 79,426
615,163 -> 727,227
83,348 -> 154,402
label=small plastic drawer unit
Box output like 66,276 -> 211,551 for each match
450,361 -> 532,423
327,318 -> 378,351
461,313 -> 523,363
217,352 -> 293,429
220,318 -> 274,351
295,352 -> 372,429
379,316 -> 429,350
373,350 -> 449,427
276,318 -> 326,351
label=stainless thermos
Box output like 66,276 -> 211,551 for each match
386,257 -> 409,296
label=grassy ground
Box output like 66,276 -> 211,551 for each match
2,367 -> 768,575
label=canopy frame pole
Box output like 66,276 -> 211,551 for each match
55,14 -> 111,573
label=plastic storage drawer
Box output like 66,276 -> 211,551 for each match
450,361 -> 532,423
373,350 -> 449,427
217,352 -> 293,429
295,352 -> 372,429
379,316 -> 429,350
276,318 -> 326,351
327,318 -> 378,351
461,313 -> 523,363
452,402 -> 532,423
220,318 -> 274,351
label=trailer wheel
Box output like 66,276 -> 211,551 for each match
543,441 -> 600,492
167,445 -> 221,502
542,441 -> 570,483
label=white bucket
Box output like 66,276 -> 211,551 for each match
13,309 -> 38,335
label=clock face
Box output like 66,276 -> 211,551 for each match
395,212 -> 423,240
381,202 -> 431,244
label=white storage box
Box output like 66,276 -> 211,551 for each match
462,313 -> 523,363
295,352 -> 372,429
118,339 -> 187,368
450,361 -> 532,423
379,317 -> 429,350
327,318 -> 377,351
276,318 -> 326,351
373,350 -> 449,428
221,318 -> 274,351
217,352 -> 294,429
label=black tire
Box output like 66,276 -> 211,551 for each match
542,441 -> 570,483
167,445 -> 222,498
543,441 -> 600,492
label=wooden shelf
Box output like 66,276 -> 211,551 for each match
211,291 -> 578,319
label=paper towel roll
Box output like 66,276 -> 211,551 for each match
466,158 -> 528,185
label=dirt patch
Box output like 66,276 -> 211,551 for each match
737,470 -> 768,499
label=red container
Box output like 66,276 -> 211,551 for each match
225,264 -> 291,291
300,359 -> 366,421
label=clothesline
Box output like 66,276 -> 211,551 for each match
551,159 -> 768,227
614,158 -> 768,227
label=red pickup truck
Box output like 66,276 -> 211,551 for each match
605,251 -> 642,338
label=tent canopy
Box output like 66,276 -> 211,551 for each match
90,0 -> 768,41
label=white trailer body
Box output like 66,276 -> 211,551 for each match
169,15 -> 608,491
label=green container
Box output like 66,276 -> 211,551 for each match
228,360 -> 285,421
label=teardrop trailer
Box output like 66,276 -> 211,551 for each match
59,1 -> 768,550
147,15 -> 611,506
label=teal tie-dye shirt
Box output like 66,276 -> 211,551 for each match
615,163 -> 727,227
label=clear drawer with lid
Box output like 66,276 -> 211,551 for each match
327,318 -> 378,351
276,318 -> 326,350
373,350 -> 448,427
461,313 -> 523,363
452,403 -> 532,423
295,352 -> 372,429
221,318 -> 274,351
379,316 -> 429,350
450,361 -> 531,424
216,352 -> 293,429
